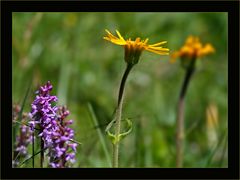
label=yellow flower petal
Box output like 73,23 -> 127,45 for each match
146,48 -> 169,55
116,30 -> 125,41
103,29 -> 169,64
144,38 -> 149,44
149,41 -> 167,47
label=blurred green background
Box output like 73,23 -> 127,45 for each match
12,12 -> 227,168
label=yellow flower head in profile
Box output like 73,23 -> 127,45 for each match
171,36 -> 215,63
103,29 -> 169,65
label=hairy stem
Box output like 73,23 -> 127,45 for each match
176,59 -> 196,168
113,64 -> 133,168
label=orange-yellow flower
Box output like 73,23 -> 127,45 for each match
103,29 -> 169,65
170,36 -> 215,63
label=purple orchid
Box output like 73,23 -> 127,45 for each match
28,81 -> 78,168
48,106 -> 78,168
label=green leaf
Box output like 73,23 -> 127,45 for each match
105,118 -> 133,145
118,118 -> 132,141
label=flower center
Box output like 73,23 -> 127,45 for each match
124,38 -> 146,65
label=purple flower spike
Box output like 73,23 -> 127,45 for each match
28,81 -> 78,168
48,106 -> 78,168
29,81 -> 58,146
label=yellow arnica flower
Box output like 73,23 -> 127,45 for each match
103,29 -> 169,65
171,36 -> 215,63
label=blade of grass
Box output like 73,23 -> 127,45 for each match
185,117 -> 201,137
14,120 -> 40,130
13,81 -> 31,152
69,138 -> 82,145
13,83 -> 31,145
16,81 -> 31,123
13,151 -> 20,162
19,147 -> 48,167
205,129 -> 227,167
219,131 -> 228,167
87,103 -> 111,167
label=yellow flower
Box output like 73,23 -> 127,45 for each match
170,36 -> 215,63
103,29 -> 169,65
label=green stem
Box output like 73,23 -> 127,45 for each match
176,59 -> 196,168
40,137 -> 44,168
113,64 -> 133,168
32,130 -> 34,168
